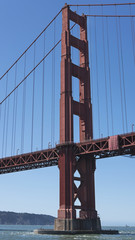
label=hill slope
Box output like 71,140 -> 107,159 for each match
0,211 -> 55,225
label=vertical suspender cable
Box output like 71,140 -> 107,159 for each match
89,7 -> 93,105
130,5 -> 135,65
11,80 -> 14,156
21,53 -> 27,153
54,20 -> 56,147
0,103 -> 1,158
5,90 -> 9,157
51,34 -> 53,147
71,27 -> 74,98
41,33 -> 45,150
11,64 -> 17,155
118,17 -> 128,132
13,65 -> 18,155
106,18 -> 114,135
115,6 -> 125,133
89,7 -> 94,139
2,74 -> 8,157
102,6 -> 109,136
31,43 -> 36,152
94,17 -> 101,138
51,20 -> 56,147
51,26 -> 53,147
0,104 -> 1,158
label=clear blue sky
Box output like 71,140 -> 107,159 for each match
0,0 -> 135,226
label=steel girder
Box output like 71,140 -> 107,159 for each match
0,132 -> 134,174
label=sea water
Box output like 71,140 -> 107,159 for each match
0,225 -> 135,240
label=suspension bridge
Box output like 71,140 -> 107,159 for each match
0,2 -> 135,232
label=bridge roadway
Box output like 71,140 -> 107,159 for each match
0,132 -> 135,174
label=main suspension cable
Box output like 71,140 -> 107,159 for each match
69,3 -> 135,7
0,24 -> 76,106
0,8 -> 62,81
86,14 -> 135,17
0,40 -> 61,106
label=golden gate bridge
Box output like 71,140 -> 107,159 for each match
0,2 -> 135,233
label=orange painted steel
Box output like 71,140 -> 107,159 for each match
0,3 -> 135,231
0,132 -> 134,174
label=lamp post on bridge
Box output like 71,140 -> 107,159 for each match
132,124 -> 134,133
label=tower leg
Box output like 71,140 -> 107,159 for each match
55,144 -> 76,230
75,157 -> 101,230
55,145 -> 101,231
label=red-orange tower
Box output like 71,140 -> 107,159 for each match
55,4 -> 101,231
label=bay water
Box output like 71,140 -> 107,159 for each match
0,225 -> 135,240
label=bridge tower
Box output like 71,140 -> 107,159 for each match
55,4 -> 101,231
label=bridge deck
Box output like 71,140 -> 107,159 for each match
0,132 -> 134,174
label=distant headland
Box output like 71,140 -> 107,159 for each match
0,211 -> 55,225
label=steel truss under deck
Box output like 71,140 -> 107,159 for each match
0,132 -> 135,174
